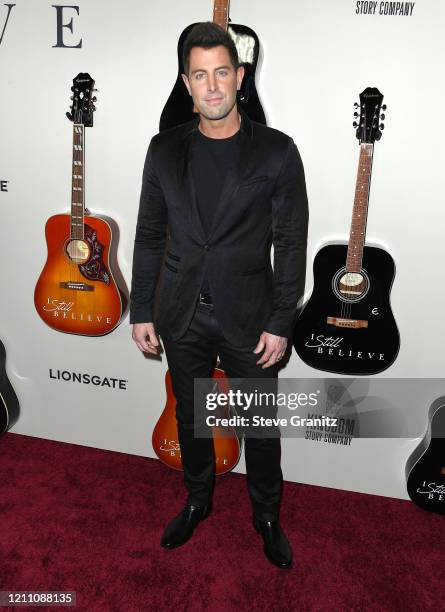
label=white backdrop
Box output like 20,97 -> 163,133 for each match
1,0 -> 444,500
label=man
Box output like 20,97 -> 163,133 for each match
130,22 -> 308,569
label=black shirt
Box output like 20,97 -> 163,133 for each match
191,128 -> 240,294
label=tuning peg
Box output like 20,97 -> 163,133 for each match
382,104 -> 387,110
380,113 -> 385,120
354,102 -> 359,108
92,105 -> 96,111
379,123 -> 385,130
92,96 -> 97,102
375,131 -> 382,141
353,121 -> 358,128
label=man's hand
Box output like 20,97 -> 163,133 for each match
254,331 -> 288,368
132,322 -> 160,355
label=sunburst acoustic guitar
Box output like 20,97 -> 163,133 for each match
34,73 -> 127,336
159,0 -> 266,131
152,361 -> 242,474
293,87 -> 400,375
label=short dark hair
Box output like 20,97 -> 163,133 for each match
182,21 -> 240,75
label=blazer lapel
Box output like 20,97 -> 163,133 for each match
176,119 -> 208,244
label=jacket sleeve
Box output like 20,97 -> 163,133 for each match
263,138 -> 309,338
129,138 -> 168,324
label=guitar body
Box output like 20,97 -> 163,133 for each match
34,213 -> 124,336
294,243 -> 400,375
0,340 -> 19,433
152,367 -> 242,474
407,400 -> 445,515
159,22 -> 266,132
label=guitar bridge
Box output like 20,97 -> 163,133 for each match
327,317 -> 368,329
59,282 -> 94,292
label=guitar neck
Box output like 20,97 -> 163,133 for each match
213,0 -> 229,29
71,123 -> 85,240
346,143 -> 374,272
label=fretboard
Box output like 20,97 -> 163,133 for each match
213,0 -> 229,29
71,123 -> 85,239
346,143 -> 373,272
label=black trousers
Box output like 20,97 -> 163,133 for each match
160,299 -> 283,521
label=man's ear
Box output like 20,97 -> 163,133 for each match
236,65 -> 245,90
181,73 -> 192,96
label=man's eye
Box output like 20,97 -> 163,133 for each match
218,70 -> 228,76
195,73 -> 205,80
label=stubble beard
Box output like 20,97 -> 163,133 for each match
197,95 -> 237,122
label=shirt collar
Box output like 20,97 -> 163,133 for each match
186,105 -> 253,140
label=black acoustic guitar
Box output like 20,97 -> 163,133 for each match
159,0 -> 266,131
406,398 -> 445,515
0,339 -> 19,433
293,87 -> 400,375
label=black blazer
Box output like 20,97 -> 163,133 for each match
130,108 -> 308,347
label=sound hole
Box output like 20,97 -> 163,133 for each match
66,239 -> 90,264
332,267 -> 370,303
339,272 -> 366,297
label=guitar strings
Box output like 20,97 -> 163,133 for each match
342,106 -> 368,323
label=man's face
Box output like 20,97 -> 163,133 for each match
182,45 -> 244,121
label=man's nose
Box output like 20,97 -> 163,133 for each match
207,74 -> 216,91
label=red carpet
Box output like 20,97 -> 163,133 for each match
1,432 -> 444,611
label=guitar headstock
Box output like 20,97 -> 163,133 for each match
66,72 -> 97,127
353,87 -> 386,144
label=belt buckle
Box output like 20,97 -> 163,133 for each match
199,292 -> 213,306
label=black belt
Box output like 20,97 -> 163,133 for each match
198,291 -> 213,306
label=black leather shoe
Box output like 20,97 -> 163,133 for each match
253,516 -> 293,569
160,504 -> 211,550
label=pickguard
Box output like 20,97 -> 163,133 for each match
228,27 -> 255,64
79,224 -> 110,285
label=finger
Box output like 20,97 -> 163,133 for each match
135,340 -> 149,353
141,343 -> 158,354
261,353 -> 281,368
261,344 -> 283,365
133,330 -> 156,350
134,335 -> 151,351
144,336 -> 159,350
146,328 -> 159,347
256,349 -> 274,365
253,338 -> 265,354
133,336 -> 148,351
256,337 -> 278,363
